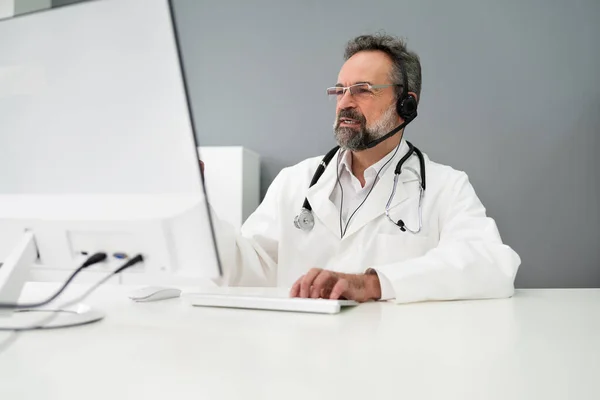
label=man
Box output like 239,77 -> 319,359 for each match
214,34 -> 520,304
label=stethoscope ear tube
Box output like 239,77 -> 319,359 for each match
299,146 -> 340,213
394,141 -> 415,175
412,145 -> 426,190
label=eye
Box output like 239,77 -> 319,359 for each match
350,84 -> 372,96
327,88 -> 344,96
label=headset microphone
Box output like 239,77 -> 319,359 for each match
364,117 -> 411,149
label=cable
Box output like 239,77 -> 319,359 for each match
0,254 -> 145,333
0,252 -> 107,310
340,141 -> 403,238
111,254 -> 144,275
335,149 -> 345,238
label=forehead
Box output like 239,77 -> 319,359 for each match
337,50 -> 393,85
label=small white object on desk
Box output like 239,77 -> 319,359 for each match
128,286 -> 182,302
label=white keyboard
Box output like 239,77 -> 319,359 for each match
188,293 -> 358,314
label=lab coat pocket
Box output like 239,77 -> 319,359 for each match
374,233 -> 433,265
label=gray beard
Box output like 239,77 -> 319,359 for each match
334,126 -> 374,151
333,104 -> 397,151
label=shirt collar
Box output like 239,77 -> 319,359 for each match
339,139 -> 407,180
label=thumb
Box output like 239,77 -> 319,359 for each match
329,279 -> 349,300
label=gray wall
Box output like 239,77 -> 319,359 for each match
173,0 -> 600,289
51,0 -> 85,7
15,0 -> 51,15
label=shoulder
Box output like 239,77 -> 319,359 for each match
424,152 -> 467,178
421,152 -> 472,195
419,152 -> 485,218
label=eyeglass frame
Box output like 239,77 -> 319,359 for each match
326,83 -> 401,97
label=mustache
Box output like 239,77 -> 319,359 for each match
336,109 -> 366,126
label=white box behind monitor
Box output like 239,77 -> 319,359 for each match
198,146 -> 260,230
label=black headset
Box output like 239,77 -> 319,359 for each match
396,60 -> 418,122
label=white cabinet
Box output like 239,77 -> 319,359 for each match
0,1 -> 13,19
198,146 -> 261,229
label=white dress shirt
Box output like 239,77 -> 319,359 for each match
329,143 -> 405,300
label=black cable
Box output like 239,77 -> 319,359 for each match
0,254 -> 145,333
340,141 -> 403,238
112,254 -> 144,275
0,252 -> 107,310
336,149 -> 345,238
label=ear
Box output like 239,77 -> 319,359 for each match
408,91 -> 419,104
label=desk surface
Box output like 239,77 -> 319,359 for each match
1,285 -> 599,400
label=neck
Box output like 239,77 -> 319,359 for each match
351,131 -> 402,186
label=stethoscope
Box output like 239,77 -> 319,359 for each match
294,140 -> 426,234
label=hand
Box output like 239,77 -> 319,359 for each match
289,268 -> 381,302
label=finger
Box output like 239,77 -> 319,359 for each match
289,276 -> 303,297
320,274 -> 340,299
300,268 -> 322,298
329,279 -> 349,300
310,271 -> 335,298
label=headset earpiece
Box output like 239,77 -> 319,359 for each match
397,94 -> 418,121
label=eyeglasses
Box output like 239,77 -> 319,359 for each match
326,83 -> 399,98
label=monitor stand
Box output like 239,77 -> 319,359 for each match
0,231 -> 104,330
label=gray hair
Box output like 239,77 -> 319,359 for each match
344,34 -> 422,104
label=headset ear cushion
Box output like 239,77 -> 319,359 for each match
398,95 -> 418,119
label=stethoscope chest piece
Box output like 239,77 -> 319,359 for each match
294,208 -> 315,231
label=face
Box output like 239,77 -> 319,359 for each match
332,51 -> 400,151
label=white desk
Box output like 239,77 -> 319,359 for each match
1,285 -> 599,400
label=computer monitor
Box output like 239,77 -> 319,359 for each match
0,0 -> 222,306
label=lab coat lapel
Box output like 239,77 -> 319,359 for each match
306,149 -> 344,237
342,142 -> 419,239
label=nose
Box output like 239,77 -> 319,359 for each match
336,89 -> 356,111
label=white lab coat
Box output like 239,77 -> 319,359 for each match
213,140 -> 521,304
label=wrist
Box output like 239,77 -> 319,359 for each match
364,271 -> 382,301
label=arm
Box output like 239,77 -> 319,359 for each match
210,169 -> 287,287
372,172 -> 521,304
